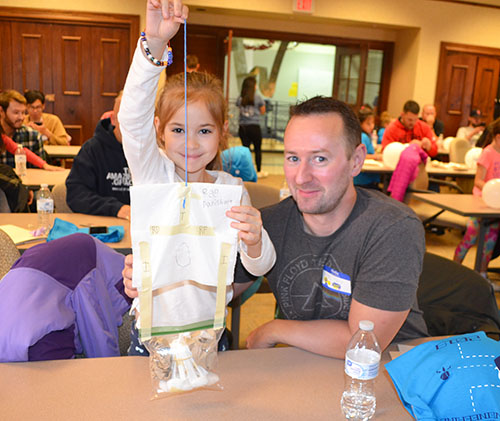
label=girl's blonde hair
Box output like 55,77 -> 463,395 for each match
155,71 -> 228,170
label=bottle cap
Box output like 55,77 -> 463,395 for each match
40,183 -> 48,188
359,320 -> 374,331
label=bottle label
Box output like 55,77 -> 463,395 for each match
37,198 -> 54,213
345,349 -> 380,380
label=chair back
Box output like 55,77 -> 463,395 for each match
404,162 -> 429,205
243,182 -> 280,209
418,252 -> 500,339
0,229 -> 20,280
449,137 -> 471,163
52,182 -> 73,213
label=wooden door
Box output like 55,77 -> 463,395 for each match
435,52 -> 477,137
0,7 -> 139,145
333,46 -> 366,110
10,21 -> 54,114
49,24 -> 93,145
471,56 -> 500,122
168,26 -> 228,81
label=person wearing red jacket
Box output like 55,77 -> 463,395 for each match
382,100 -> 437,157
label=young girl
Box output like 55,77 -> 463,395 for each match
353,105 -> 381,189
119,0 -> 276,353
454,117 -> 500,278
237,76 -> 266,177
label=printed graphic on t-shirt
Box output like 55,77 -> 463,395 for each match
106,167 -> 131,192
276,253 -> 350,320
434,335 -> 500,418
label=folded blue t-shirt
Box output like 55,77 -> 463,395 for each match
47,217 -> 124,243
386,332 -> 500,420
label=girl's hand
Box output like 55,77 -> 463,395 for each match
227,205 -> 263,258
145,0 -> 189,56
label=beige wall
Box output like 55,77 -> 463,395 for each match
4,0 -> 500,116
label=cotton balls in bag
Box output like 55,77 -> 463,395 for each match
382,142 -> 407,169
482,179 -> 500,209
465,147 -> 482,169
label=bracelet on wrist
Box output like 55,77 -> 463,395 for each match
140,31 -> 173,67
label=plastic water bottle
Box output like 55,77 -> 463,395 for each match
279,179 -> 291,201
341,320 -> 381,420
371,130 -> 378,150
37,184 -> 54,235
14,144 -> 27,177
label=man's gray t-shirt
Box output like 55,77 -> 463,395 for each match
261,187 -> 428,342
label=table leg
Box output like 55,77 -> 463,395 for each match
474,218 -> 487,272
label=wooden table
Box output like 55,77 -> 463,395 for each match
44,145 -> 81,159
0,346 -> 412,421
412,193 -> 500,271
0,213 -> 131,254
21,168 -> 70,188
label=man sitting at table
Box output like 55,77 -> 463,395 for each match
66,92 -> 131,219
382,100 -> 437,157
122,96 -> 429,358
456,108 -> 485,146
420,104 -> 444,139
24,90 -> 71,146
0,90 -> 46,167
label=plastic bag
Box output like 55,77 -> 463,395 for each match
146,329 -> 222,396
130,182 -> 242,398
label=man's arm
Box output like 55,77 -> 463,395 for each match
381,122 -> 398,150
246,299 -> 409,358
44,114 -> 70,146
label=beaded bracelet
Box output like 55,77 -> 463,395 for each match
140,31 -> 173,67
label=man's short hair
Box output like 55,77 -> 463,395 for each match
186,55 -> 199,70
0,90 -> 27,112
403,100 -> 420,115
289,96 -> 361,156
24,90 -> 45,105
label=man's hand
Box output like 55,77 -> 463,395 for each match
420,137 -> 431,151
226,205 -> 262,258
28,121 -> 51,139
42,163 -> 65,171
27,190 -> 34,205
117,204 -> 131,220
122,254 -> 138,299
246,320 -> 280,349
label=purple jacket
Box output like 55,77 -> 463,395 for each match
0,233 -> 131,362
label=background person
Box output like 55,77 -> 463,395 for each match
456,109 -> 485,146
454,117 -> 500,283
0,90 -> 46,167
237,76 -> 267,178
66,92 -> 131,219
353,105 -> 381,189
382,100 -> 437,157
24,90 -> 71,145
186,54 -> 200,72
420,104 -> 444,138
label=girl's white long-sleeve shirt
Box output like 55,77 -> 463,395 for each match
119,41 -> 276,279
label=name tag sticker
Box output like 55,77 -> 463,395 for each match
322,265 -> 351,296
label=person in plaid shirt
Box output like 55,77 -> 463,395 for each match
0,90 -> 46,168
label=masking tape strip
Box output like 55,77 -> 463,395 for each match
139,241 -> 152,341
214,242 -> 232,329
149,224 -> 215,237
177,184 -> 200,226
153,279 -> 232,297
